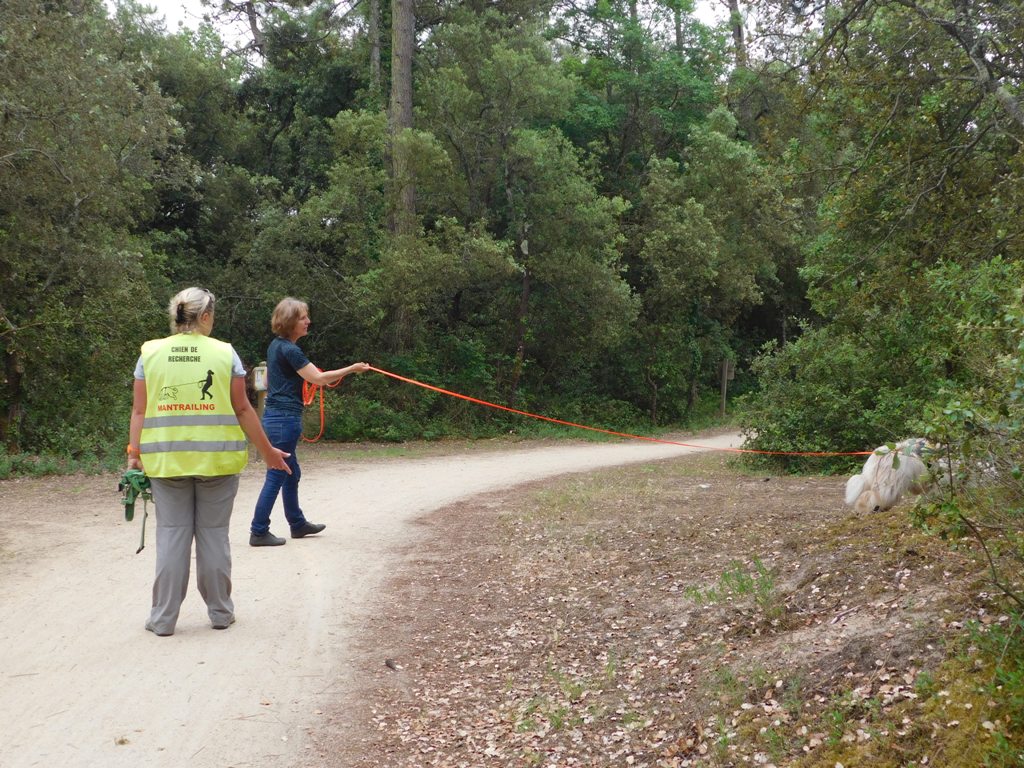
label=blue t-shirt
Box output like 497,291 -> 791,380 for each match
264,337 -> 311,415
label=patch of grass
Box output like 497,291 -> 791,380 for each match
534,483 -> 602,516
514,696 -> 545,732
520,748 -> 544,765
702,662 -> 778,716
602,652 -> 618,684
620,709 -> 647,727
973,614 -> 1024,756
549,666 -> 587,703
758,723 -> 788,762
915,668 -> 938,697
709,665 -> 744,707
0,451 -> 123,479
509,662 -> 617,738
781,672 -> 809,718
526,478 -> 632,530
713,715 -> 733,760
790,654 -> 1019,768
684,557 -> 784,621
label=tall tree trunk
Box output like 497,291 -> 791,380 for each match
646,368 -> 659,425
241,1 -> 266,55
368,0 -> 382,99
724,0 -> 759,138
508,268 -> 531,406
674,6 -> 683,54
503,152 -> 530,405
388,0 -> 416,234
726,0 -> 748,68
2,348 -> 24,452
684,374 -> 698,420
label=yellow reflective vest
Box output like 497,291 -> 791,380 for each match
139,333 -> 248,478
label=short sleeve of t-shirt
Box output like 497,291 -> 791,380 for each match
264,337 -> 311,414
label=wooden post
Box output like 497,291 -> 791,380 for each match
253,361 -> 268,419
719,359 -> 734,417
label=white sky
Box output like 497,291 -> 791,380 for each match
116,0 -> 210,31
111,0 -> 726,31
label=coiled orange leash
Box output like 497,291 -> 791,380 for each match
301,374 -> 343,443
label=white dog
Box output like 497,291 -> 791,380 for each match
845,438 -> 933,513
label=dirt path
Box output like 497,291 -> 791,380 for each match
0,433 -> 740,768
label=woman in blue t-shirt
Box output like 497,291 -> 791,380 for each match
249,297 -> 370,546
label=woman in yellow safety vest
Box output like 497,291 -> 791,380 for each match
127,287 -> 291,637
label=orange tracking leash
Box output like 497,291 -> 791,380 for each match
300,365 -> 872,457
301,374 -> 343,443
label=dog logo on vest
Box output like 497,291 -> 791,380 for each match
159,372 -> 215,402
159,384 -> 180,401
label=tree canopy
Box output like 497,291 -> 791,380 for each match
6,1 -> 1024,758
2,0 -> 1022,475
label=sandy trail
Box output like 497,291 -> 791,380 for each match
0,433 -> 740,768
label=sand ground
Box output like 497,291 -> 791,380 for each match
0,433 -> 740,768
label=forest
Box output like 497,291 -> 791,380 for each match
4,0 -> 1024,486
1,0 -> 1020,464
3,0 -> 1024,761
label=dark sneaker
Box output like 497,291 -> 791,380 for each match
212,616 -> 236,630
291,522 -> 326,539
249,531 -> 286,547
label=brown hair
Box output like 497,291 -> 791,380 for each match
271,297 -> 309,337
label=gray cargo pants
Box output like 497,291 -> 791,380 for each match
147,475 -> 239,634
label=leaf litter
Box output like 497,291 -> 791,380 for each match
306,450 -> 1006,767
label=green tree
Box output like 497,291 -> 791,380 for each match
625,108 -> 800,422
632,167 -> 723,422
554,0 -> 726,199
0,0 -> 177,453
238,13 -> 367,200
416,12 -> 577,220
743,0 -> 1024,455
416,13 -> 636,405
498,128 -> 636,403
122,21 -> 269,288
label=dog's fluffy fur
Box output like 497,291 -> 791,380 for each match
845,438 -> 932,514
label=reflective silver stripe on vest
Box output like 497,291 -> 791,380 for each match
139,441 -> 248,454
143,415 -> 241,428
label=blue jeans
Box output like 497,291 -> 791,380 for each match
250,411 -> 308,535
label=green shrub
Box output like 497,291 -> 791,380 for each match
739,327 -> 926,472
